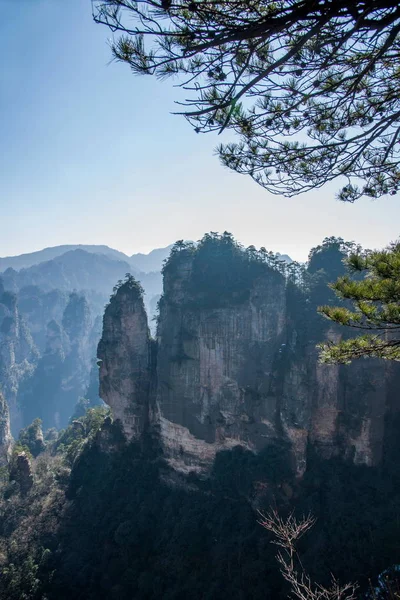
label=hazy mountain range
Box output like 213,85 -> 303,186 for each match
0,244 -> 173,274
0,244 -> 174,318
0,242 -> 292,325
0,241 -> 292,435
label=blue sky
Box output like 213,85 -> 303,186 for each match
1,0 -> 399,262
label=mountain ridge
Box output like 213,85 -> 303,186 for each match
0,243 -> 293,274
0,244 -> 174,274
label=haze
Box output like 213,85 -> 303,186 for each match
1,0 -> 399,262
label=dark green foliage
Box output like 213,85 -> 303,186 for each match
0,409 -> 400,599
0,405 -> 111,600
307,237 -> 355,309
18,419 -> 45,458
283,237 -> 354,348
308,237 -> 356,278
94,0 -> 400,201
110,273 -> 145,303
101,274 -> 147,333
40,441 -> 283,600
12,444 -> 400,597
162,232 -> 285,309
55,406 -> 110,466
0,555 -> 41,600
296,453 -> 400,590
212,443 -> 293,495
72,397 -> 91,419
318,241 -> 400,362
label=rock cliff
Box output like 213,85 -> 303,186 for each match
0,391 -> 12,466
17,292 -> 99,430
0,286 -> 38,433
98,276 -> 151,441
154,245 -> 287,472
98,235 -> 399,476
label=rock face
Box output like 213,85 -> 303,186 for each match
0,288 -> 38,433
17,293 -> 99,430
0,391 -> 12,466
98,277 -> 151,441
0,244 -> 167,435
17,286 -> 68,353
10,451 -> 33,495
98,236 -> 400,476
155,253 -> 287,472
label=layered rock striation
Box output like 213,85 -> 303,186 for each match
154,246 -> 287,472
98,236 -> 399,476
98,277 -> 151,440
16,292 -> 100,430
0,286 -> 38,433
0,391 -> 12,466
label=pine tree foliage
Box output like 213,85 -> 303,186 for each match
93,0 -> 400,200
318,241 -> 400,363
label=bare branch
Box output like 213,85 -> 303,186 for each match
259,510 -> 358,600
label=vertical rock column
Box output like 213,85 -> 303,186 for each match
98,278 -> 151,440
0,289 -> 38,434
155,254 -> 288,471
0,391 -> 12,466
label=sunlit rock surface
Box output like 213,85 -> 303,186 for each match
98,240 -> 399,476
98,278 -> 151,441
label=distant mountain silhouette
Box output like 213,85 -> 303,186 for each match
0,243 -> 175,275
0,244 -> 291,318
1,250 -> 133,296
0,244 -> 131,272
0,247 -> 166,433
1,249 -> 163,324
1,243 -> 290,273
276,253 -> 293,264
130,245 -> 174,273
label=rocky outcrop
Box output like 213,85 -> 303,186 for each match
18,418 -> 46,458
278,339 -> 391,475
17,286 -> 68,352
98,277 -> 151,441
98,236 -> 400,477
154,254 -> 287,472
0,391 -> 12,466
10,451 -> 33,495
17,293 -> 99,430
0,289 -> 38,433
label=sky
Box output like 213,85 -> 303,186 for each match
1,0 -> 399,262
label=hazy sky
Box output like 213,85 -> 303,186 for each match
1,0 -> 399,262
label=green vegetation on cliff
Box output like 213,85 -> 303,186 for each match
1,234 -> 400,600
1,408 -> 400,599
162,232 -> 286,309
